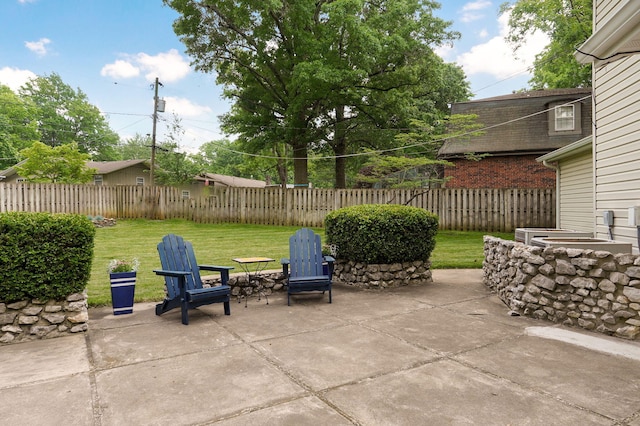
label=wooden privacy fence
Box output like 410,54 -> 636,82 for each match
0,183 -> 555,232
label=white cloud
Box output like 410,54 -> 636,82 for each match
455,11 -> 549,79
478,29 -> 489,39
100,60 -> 140,79
434,43 -> 455,60
162,96 -> 212,117
25,37 -> 51,56
460,0 -> 492,23
135,49 -> 191,83
101,49 -> 191,83
18,0 -> 37,3
0,66 -> 36,91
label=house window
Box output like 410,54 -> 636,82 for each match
181,190 -> 190,199
555,105 -> 575,131
136,177 -> 144,186
548,101 -> 582,135
94,175 -> 103,186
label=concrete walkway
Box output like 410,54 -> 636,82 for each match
2,269 -> 640,425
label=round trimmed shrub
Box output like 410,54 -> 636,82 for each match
324,204 -> 438,264
0,212 -> 95,302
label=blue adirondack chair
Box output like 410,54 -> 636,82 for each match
281,228 -> 335,306
154,234 -> 234,325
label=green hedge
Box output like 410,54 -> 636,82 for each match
0,212 -> 95,302
324,204 -> 438,264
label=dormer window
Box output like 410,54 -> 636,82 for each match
549,101 -> 582,135
555,105 -> 575,131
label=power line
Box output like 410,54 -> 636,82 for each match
186,95 -> 592,161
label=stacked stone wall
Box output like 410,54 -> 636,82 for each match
204,260 -> 433,293
333,260 -> 432,289
203,271 -> 286,301
483,236 -> 640,340
0,292 -> 89,345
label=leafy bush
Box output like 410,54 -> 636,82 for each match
324,204 -> 438,264
0,212 -> 96,302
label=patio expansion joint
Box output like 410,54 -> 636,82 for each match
434,293 -> 495,308
88,338 -> 247,374
84,332 -> 104,426
221,336 -> 363,425
447,338 -> 617,423
621,409 -> 640,425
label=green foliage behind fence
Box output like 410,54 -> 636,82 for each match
325,204 -> 439,264
0,212 -> 95,302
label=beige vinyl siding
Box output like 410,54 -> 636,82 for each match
558,150 -> 594,233
101,164 -> 149,186
593,55 -> 640,249
595,0 -> 618,31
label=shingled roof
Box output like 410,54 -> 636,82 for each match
439,88 -> 593,157
87,159 -> 148,174
195,172 -> 266,188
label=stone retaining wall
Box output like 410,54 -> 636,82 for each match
483,236 -> 640,340
333,259 -> 432,289
0,292 -> 89,344
203,271 -> 287,301
204,259 -> 433,293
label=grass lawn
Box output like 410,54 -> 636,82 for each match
89,219 -> 513,307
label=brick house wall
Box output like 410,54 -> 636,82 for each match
439,88 -> 592,190
444,155 -> 556,189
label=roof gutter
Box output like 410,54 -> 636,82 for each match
537,136 -> 592,167
575,1 -> 640,64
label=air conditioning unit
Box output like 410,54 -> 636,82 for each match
515,228 -> 593,245
529,237 -> 632,253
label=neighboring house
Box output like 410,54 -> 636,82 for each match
193,172 -> 267,189
178,172 -> 267,199
87,160 -> 149,186
438,88 -> 592,188
541,1 -> 640,252
0,159 -> 150,185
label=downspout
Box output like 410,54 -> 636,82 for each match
542,160 -> 560,228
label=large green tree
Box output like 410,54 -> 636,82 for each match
153,115 -> 202,186
15,142 -> 94,183
501,0 -> 592,89
165,0 -> 470,188
117,133 -> 152,160
0,85 -> 40,169
18,73 -> 120,160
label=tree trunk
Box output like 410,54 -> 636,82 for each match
293,141 -> 308,186
334,106 -> 347,189
273,143 -> 288,189
334,142 -> 347,189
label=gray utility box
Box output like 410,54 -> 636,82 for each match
529,237 -> 632,254
515,228 -> 593,245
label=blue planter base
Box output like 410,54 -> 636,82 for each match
110,272 -> 136,315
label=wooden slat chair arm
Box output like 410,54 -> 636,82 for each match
198,265 -> 234,285
281,258 -> 290,277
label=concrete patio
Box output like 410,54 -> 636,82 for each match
1,269 -> 640,425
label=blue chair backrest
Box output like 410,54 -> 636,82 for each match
157,234 -> 203,299
289,228 -> 325,278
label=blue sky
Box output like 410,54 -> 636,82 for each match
0,0 -> 548,153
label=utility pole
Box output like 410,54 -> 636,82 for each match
150,77 -> 164,186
